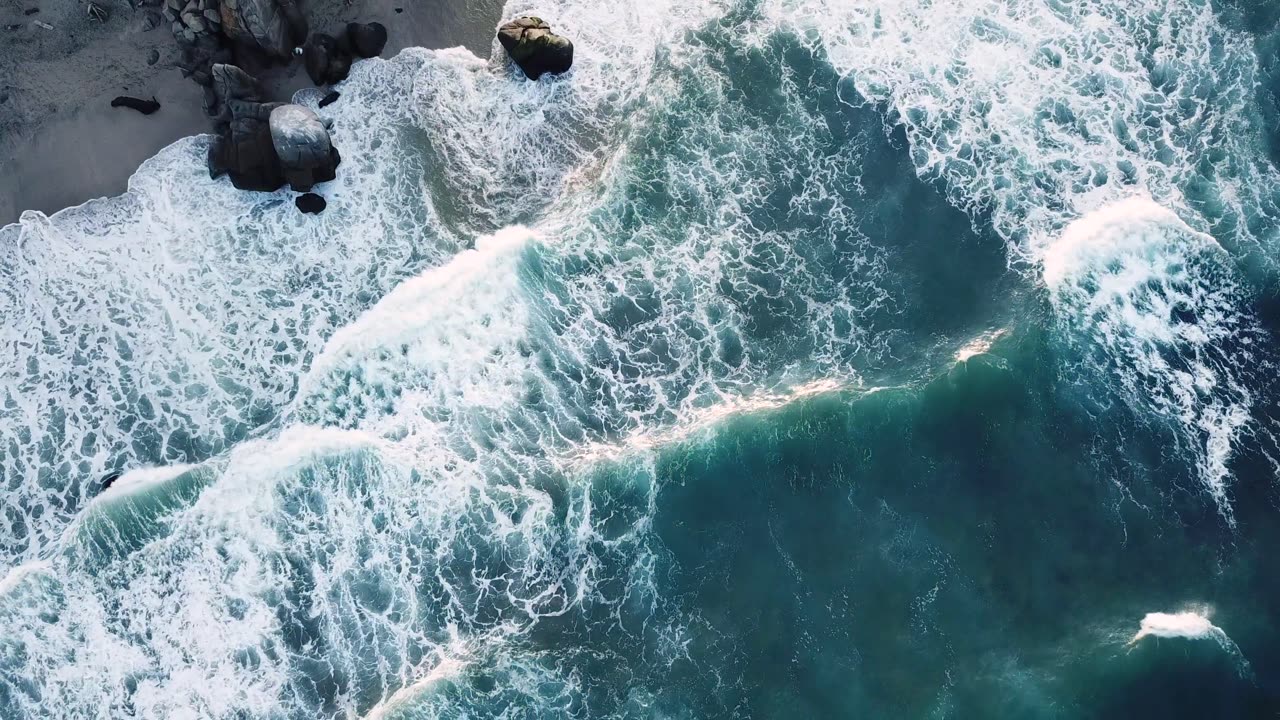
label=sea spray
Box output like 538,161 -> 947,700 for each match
1129,610 -> 1253,678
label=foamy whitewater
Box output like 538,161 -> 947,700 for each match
3,0 -> 1280,716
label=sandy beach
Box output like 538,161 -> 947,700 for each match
0,0 -> 504,225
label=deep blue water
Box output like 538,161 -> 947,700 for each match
2,0 -> 1280,717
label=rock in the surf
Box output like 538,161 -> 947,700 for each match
346,21 -> 386,58
208,99 -> 287,191
206,65 -> 288,190
269,103 -> 340,191
497,16 -> 573,80
295,192 -> 326,213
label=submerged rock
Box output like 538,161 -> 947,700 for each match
295,193 -> 326,213
497,16 -> 573,80
269,103 -> 340,191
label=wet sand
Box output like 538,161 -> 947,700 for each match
0,0 -> 505,226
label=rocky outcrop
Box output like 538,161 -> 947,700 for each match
219,0 -> 292,59
269,104 -> 340,191
162,0 -> 224,45
206,65 -> 341,192
207,64 -> 283,190
497,17 -> 573,80
206,62 -> 261,121
303,23 -> 386,86
208,98 -> 286,191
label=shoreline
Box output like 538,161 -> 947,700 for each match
0,0 -> 506,226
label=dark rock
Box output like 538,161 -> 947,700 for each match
270,103 -> 340,191
497,16 -> 573,80
201,85 -> 217,115
303,32 -> 352,85
101,471 -> 122,490
209,100 -> 287,191
276,0 -> 307,46
318,90 -> 340,108
24,8 -> 38,15
141,10 -> 161,30
111,96 -> 161,114
220,0 -> 290,60
394,7 -> 402,13
346,22 -> 386,58
205,64 -> 294,191
174,32 -> 226,87
295,193 -> 326,213
147,48 -> 160,65
328,51 -> 351,83
207,62 -> 261,123
0,89 -> 9,105
302,34 -> 332,84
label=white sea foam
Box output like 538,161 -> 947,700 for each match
1129,609 -> 1252,676
293,226 -> 537,436
0,560 -> 51,597
954,328 -> 1009,363
767,0 -> 1278,262
761,0 -> 1280,507
91,463 -> 196,502
1043,197 -> 1260,521
362,656 -> 469,720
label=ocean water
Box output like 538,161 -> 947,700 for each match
2,0 -> 1280,716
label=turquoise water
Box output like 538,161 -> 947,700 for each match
2,0 -> 1280,716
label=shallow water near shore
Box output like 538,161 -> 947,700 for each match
3,0 -> 1280,717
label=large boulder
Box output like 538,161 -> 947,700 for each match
346,22 -> 386,58
497,17 -> 573,80
220,0 -> 291,60
303,32 -> 352,85
269,104 -> 341,191
295,193 -> 327,214
276,0 -> 308,47
208,100 -> 287,191
206,63 -> 262,124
